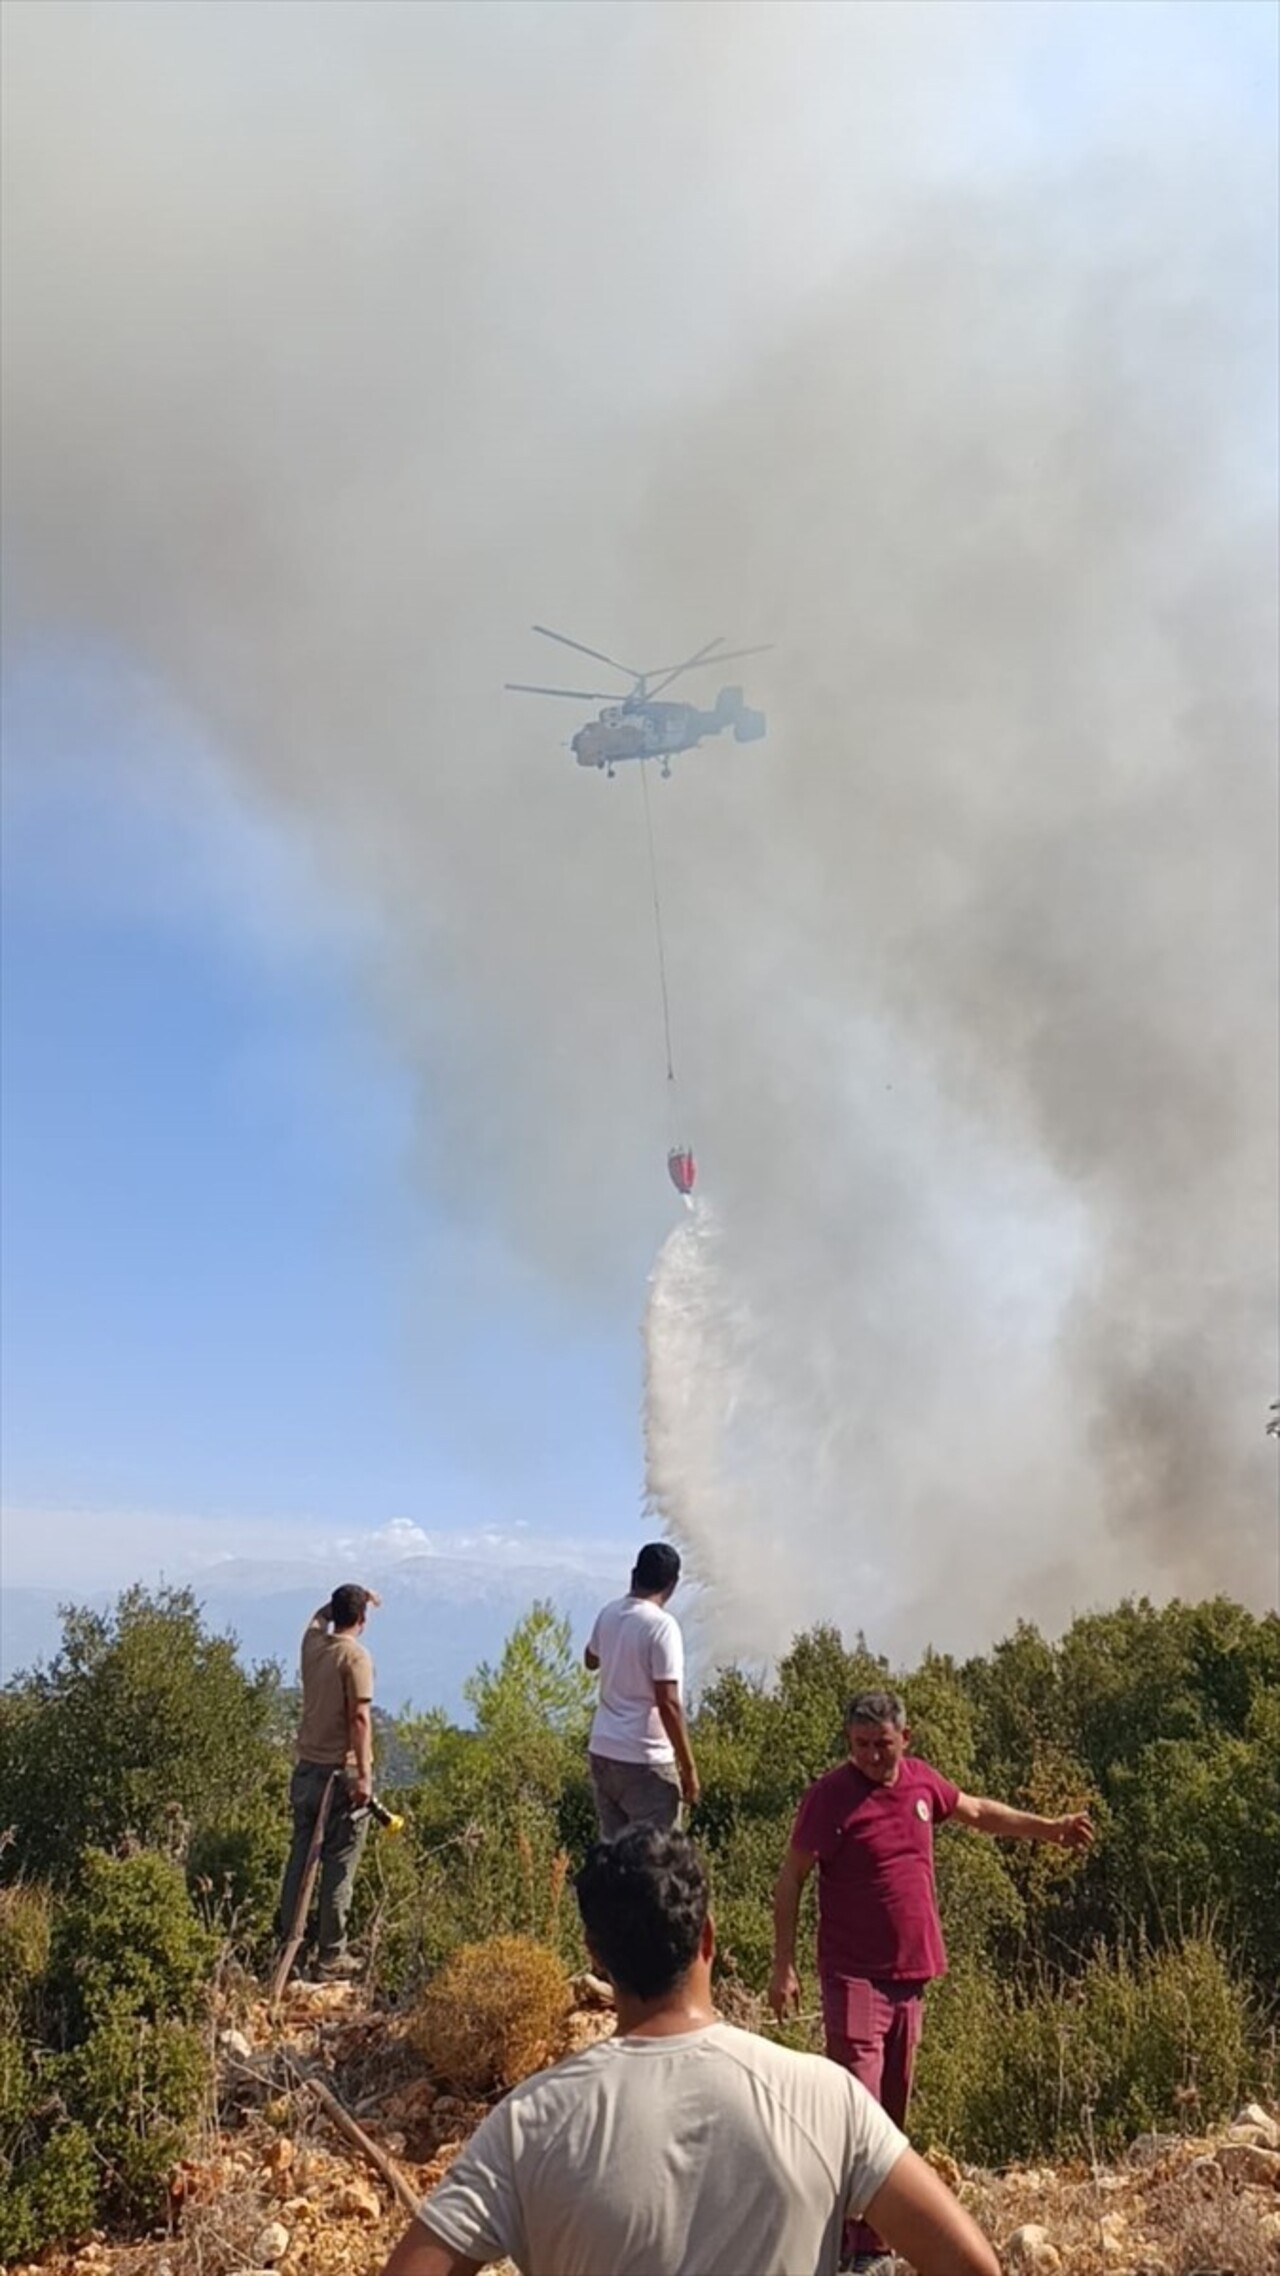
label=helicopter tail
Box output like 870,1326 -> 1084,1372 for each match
713,685 -> 766,742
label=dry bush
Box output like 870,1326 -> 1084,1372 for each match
410,1935 -> 571,2095
1147,2169 -> 1280,2276
964,2158 -> 1280,2276
0,1882 -> 53,1992
175,2182 -> 274,2276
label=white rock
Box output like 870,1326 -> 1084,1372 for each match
1003,2226 -> 1062,2273
336,2180 -> 383,2220
1235,2101 -> 1280,2145
1215,2140 -> 1280,2187
569,1970 -> 615,2008
251,2222 -> 290,2264
219,2027 -> 254,2060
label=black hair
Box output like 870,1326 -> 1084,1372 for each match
630,1541 -> 682,1595
845,1688 -> 906,1729
575,1826 -> 708,2001
329,1584 -> 373,1631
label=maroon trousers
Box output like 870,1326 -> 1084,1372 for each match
822,1974 -> 925,2257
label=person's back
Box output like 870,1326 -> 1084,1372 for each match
419,2019 -> 900,2276
589,1593 -> 682,1758
297,1621 -> 373,1767
585,1542 -> 699,1835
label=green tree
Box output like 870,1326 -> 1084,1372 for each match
0,1586 -> 288,1924
464,1600 -> 595,1802
372,1605 -> 593,1983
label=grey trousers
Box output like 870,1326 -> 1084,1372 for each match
276,1761 -> 368,1960
588,1752 -> 682,1840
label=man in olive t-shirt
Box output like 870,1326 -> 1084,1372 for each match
275,1583 -> 379,1977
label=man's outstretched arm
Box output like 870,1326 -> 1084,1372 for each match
865,2147 -> 1000,2275
953,1791 -> 1094,1849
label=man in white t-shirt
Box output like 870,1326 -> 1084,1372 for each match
584,1541 -> 699,1836
377,1828 -> 1000,2276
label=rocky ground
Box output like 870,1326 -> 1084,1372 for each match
9,1979 -> 1278,2276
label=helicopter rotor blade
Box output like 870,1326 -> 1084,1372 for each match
531,626 -> 643,680
646,640 -> 774,697
646,640 -> 725,679
644,638 -> 730,698
505,682 -> 616,700
691,643 -> 774,668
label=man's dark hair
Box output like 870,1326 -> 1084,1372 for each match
630,1541 -> 681,1595
845,1687 -> 906,1730
328,1584 -> 373,1631
575,1826 -> 707,2001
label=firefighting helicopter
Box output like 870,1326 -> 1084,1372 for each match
506,625 -> 771,777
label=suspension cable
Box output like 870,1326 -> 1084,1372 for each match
639,759 -> 676,1087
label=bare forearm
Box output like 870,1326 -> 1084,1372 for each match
656,1696 -> 696,1781
772,1868 -> 803,1968
972,1800 -> 1064,1841
956,1792 -> 1094,1851
867,2147 -> 999,2273
350,1704 -> 374,1785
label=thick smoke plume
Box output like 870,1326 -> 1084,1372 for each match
3,3 -> 1276,1660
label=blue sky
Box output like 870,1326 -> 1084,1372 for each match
1,658 -> 643,1593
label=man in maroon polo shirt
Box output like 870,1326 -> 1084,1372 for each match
769,1689 -> 1093,2274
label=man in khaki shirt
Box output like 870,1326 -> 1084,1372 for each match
275,1583 -> 378,1978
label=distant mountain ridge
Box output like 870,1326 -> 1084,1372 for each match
1,1535 -> 627,1718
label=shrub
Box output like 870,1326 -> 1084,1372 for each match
0,2110 -> 98,2262
0,1884 -> 52,1999
50,1849 -> 219,2036
187,1809 -> 287,1959
909,1963 -> 1011,2156
0,1850 -> 216,2253
0,1585 -> 287,1891
913,1931 -> 1255,2164
705,1816 -> 794,1989
410,1935 -> 571,2094
357,1792 -> 584,1997
59,1998 -> 210,2221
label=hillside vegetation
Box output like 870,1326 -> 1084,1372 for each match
1,1585 -> 1277,2256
